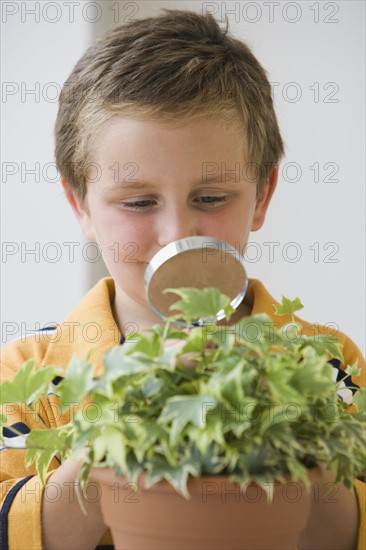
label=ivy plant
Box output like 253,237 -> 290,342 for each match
1,289 -> 365,498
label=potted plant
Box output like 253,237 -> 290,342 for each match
1,289 -> 365,549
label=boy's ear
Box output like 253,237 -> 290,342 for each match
61,178 -> 97,241
251,165 -> 279,231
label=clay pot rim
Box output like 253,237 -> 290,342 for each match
90,465 -> 323,494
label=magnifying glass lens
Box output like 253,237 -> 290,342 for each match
144,237 -> 248,326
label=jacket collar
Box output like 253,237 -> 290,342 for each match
42,278 -> 120,375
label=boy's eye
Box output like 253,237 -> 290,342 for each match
121,199 -> 156,210
121,195 -> 228,211
194,195 -> 228,207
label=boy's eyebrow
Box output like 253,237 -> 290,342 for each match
112,174 -> 240,190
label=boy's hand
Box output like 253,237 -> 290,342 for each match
42,457 -> 107,550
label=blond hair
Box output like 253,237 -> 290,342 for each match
55,9 -> 284,200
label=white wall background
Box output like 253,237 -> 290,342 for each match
1,1 -> 365,353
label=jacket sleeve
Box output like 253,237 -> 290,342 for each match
0,338 -> 60,549
0,404 -> 61,549
0,407 -> 114,550
0,338 -> 114,550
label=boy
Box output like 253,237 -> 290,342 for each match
1,9 -> 364,550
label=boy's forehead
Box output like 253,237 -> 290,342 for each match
95,114 -> 243,145
93,115 -> 245,161
89,116 -> 248,190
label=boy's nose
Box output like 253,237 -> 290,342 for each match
157,209 -> 198,247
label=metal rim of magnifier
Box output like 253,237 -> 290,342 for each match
144,236 -> 248,325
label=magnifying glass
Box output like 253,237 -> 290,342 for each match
144,236 -> 248,326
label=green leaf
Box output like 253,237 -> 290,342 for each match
146,324 -> 188,343
267,369 -> 303,403
302,335 -> 343,363
145,455 -> 200,498
25,426 -> 73,484
58,356 -> 95,411
141,376 -> 164,398
274,296 -> 304,317
92,426 -> 127,471
229,314 -> 277,348
345,361 -> 362,378
159,395 -> 217,445
191,420 -> 225,454
0,360 -> 61,406
281,322 -> 302,343
103,346 -> 152,379
126,422 -> 166,463
318,335 -> 344,362
219,360 -> 246,406
29,450 -> 56,485
353,388 -> 366,414
126,332 -> 162,359
147,461 -> 189,497
179,327 -> 205,354
165,287 -> 234,322
289,350 -> 334,396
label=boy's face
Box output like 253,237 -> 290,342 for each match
65,116 -> 277,327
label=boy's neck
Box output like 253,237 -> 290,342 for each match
112,286 -> 166,336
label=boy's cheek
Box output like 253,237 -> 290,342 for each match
105,244 -> 147,266
92,224 -> 151,265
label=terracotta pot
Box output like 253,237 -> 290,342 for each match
90,468 -> 320,550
